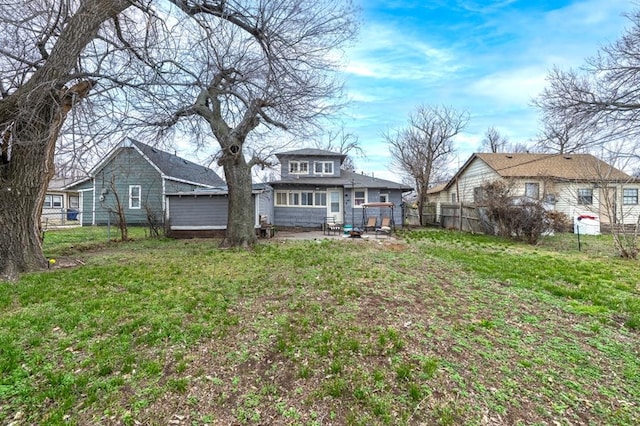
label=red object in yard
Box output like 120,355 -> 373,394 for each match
578,214 -> 597,221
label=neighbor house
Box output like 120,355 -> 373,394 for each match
268,148 -> 412,230
65,138 -> 225,226
428,152 -> 640,232
41,177 -> 80,227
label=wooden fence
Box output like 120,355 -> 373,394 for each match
439,203 -> 488,233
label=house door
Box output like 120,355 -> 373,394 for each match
327,189 -> 343,223
600,187 -> 617,224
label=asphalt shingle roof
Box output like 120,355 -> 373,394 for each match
275,148 -> 346,158
476,153 -> 633,181
130,139 -> 225,187
270,169 -> 412,191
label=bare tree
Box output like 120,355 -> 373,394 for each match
385,105 -> 468,225
1,0 -> 356,279
480,126 -> 508,153
315,126 -> 364,171
534,8 -> 640,258
151,0 -> 357,248
0,0 -> 135,281
535,121 -> 584,154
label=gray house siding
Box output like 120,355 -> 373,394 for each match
168,195 -> 230,228
273,207 -> 327,228
166,192 -> 268,238
348,190 -> 404,228
79,189 -> 94,226
93,147 -> 164,225
279,156 -> 341,180
258,190 -> 274,224
273,185 -> 405,229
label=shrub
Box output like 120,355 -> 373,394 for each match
477,180 -> 555,244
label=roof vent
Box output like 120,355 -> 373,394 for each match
563,156 -> 572,160
152,148 -> 158,153
505,155 -> 513,159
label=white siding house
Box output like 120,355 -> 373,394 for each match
429,153 -> 640,233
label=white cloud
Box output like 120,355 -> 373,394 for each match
468,67 -> 548,106
343,23 -> 461,81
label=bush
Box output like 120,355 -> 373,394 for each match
477,180 -> 556,245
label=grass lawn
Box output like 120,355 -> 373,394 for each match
1,228 -> 638,425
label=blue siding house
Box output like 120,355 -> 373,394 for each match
65,139 -> 225,226
268,149 -> 412,229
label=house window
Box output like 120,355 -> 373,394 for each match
276,192 -> 288,206
354,189 -> 366,206
129,185 -> 141,209
314,161 -> 333,175
379,193 -> 389,203
623,188 -> 638,205
44,194 -> 63,209
69,195 -> 79,209
577,188 -> 593,205
301,192 -> 314,206
451,192 -> 457,203
289,161 -> 308,174
473,187 -> 483,203
525,183 -> 540,199
276,190 -> 326,207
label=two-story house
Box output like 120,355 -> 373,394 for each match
268,148 -> 412,230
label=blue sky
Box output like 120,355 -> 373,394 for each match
340,0 -> 633,181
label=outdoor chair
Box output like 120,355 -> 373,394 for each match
323,216 -> 342,236
364,216 -> 377,233
375,217 -> 392,238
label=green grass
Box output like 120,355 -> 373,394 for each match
0,227 -> 638,425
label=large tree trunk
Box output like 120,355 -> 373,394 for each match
219,151 -> 257,249
0,93 -> 65,279
0,0 -> 132,281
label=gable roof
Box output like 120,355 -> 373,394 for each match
128,139 -> 224,187
479,153 -> 632,180
443,153 -> 634,191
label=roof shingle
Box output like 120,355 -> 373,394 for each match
130,139 -> 225,187
475,153 -> 633,181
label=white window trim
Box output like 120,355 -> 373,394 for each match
353,188 -> 367,207
577,188 -> 593,205
129,185 -> 142,209
623,188 -> 639,205
379,193 -> 389,203
69,196 -> 80,209
525,182 -> 540,199
44,194 -> 63,209
289,161 -> 309,175
274,190 -> 326,208
314,161 -> 334,175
